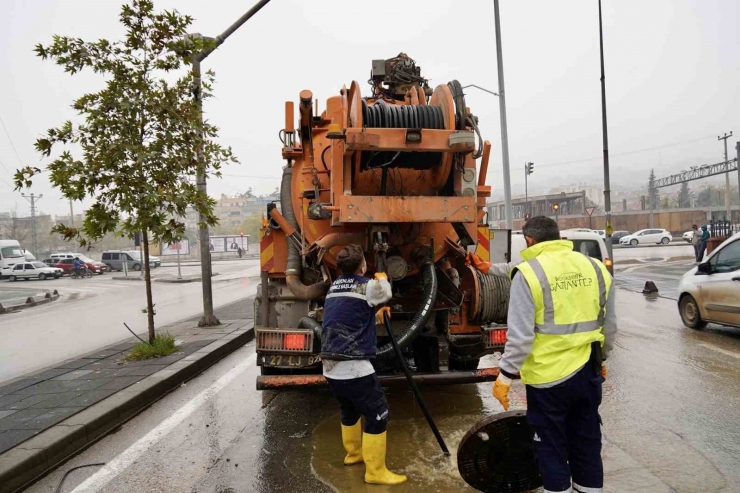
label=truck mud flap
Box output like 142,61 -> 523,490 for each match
256,367 -> 500,390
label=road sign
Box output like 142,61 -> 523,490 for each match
606,221 -> 614,236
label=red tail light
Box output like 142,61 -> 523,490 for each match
485,328 -> 508,348
285,333 -> 307,350
604,257 -> 613,275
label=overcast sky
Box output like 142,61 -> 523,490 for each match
1,0 -> 738,216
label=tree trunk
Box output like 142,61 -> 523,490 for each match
142,230 -> 156,344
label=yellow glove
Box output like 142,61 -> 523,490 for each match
601,364 -> 608,379
492,374 -> 511,411
375,306 -> 391,325
374,272 -> 388,282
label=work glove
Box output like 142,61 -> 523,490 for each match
601,364 -> 608,379
375,306 -> 391,326
466,252 -> 491,274
492,373 -> 511,411
374,272 -> 388,282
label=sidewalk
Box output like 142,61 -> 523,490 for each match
0,298 -> 254,493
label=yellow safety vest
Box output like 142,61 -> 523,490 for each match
512,240 -> 611,385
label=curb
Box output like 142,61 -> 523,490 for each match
0,291 -> 60,314
0,323 -> 254,493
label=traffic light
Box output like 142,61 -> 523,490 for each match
526,162 -> 534,175
552,203 -> 559,212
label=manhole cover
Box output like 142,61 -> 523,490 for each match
457,410 -> 541,493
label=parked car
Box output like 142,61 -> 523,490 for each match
678,234 -> 740,330
619,229 -> 672,246
73,254 -> 107,274
511,230 -> 612,274
564,228 -> 594,233
101,250 -> 160,271
54,258 -> 103,275
595,230 -> 606,239
42,258 -> 57,267
610,231 -> 630,244
8,262 -> 62,281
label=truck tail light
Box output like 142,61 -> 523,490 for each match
604,257 -> 613,275
484,327 -> 508,349
256,328 -> 313,353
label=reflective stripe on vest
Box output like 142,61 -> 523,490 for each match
516,248 -> 611,385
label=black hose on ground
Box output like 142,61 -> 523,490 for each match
376,251 -> 438,359
297,316 -> 322,345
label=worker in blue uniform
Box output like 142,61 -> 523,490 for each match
321,244 -> 407,485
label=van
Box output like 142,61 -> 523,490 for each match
102,250 -> 144,271
510,230 -> 612,274
0,240 -> 25,278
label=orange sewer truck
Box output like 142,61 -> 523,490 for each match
255,54 -> 510,390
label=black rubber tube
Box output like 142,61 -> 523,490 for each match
376,258 -> 438,359
298,316 -> 322,345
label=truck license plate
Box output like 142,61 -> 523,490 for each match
260,354 -> 321,368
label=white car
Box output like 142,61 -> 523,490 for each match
678,234 -> 740,329
512,230 -> 612,274
682,231 -> 694,243
619,228 -> 672,246
8,262 -> 63,281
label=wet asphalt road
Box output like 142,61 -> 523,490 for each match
26,286 -> 740,493
0,259 -> 261,383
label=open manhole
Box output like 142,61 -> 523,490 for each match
457,410 -> 541,493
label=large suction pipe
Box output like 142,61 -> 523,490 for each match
376,247 -> 438,359
298,316 -> 323,346
280,166 -> 327,301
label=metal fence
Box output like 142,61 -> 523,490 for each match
709,220 -> 738,238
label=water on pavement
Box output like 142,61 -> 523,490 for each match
24,289 -> 740,493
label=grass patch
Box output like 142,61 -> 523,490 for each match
125,332 -> 179,361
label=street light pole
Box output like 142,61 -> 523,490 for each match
190,0 -> 272,327
598,0 -> 614,262
493,0 -> 513,230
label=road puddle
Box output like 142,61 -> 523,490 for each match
311,382 -> 505,492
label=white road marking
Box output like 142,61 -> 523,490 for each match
698,343 -> 740,360
71,352 -> 257,492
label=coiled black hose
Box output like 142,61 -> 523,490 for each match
363,100 -> 445,129
376,258 -> 438,359
473,272 -> 510,324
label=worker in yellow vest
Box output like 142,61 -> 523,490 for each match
468,216 -> 616,493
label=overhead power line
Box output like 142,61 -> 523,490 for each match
0,113 -> 24,167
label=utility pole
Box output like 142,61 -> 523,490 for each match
189,0 -> 272,327
598,0 -> 613,262
493,0 -> 513,229
20,193 -> 42,257
69,199 -> 74,228
718,132 -> 733,220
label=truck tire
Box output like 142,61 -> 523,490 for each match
412,336 -> 440,372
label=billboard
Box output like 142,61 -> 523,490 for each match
162,239 -> 190,256
226,236 -> 248,252
208,237 -> 225,253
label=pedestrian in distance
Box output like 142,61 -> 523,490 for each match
468,216 -> 617,493
320,244 -> 407,485
698,225 -> 710,262
73,257 -> 82,278
691,224 -> 701,262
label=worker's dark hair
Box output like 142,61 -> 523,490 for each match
336,244 -> 365,276
522,216 -> 560,243
692,224 -> 698,229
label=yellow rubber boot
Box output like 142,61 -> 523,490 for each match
341,420 -> 363,465
362,432 -> 408,485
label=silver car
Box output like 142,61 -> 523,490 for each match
8,262 -> 63,281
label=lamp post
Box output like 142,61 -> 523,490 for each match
463,83 -> 512,229
188,0 -> 272,327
